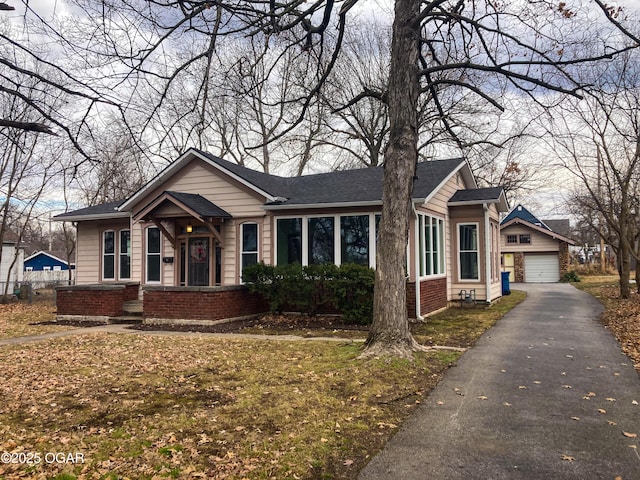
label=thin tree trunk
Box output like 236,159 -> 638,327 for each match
361,0 -> 423,358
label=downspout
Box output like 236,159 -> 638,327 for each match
484,203 -> 492,304
412,203 -> 424,320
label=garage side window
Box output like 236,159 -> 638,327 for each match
459,223 -> 479,281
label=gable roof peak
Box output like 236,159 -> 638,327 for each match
501,204 -> 550,230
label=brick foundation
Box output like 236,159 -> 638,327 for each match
56,283 -> 140,318
406,277 -> 448,318
143,285 -> 269,321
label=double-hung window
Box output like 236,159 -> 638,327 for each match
146,227 -> 161,283
102,230 -> 116,280
418,214 -> 445,277
241,223 -> 259,277
119,229 -> 131,280
459,223 -> 479,280
102,229 -> 131,281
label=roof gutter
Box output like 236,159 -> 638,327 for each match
411,202 -> 424,321
53,212 -> 131,222
484,203 -> 492,304
263,200 -> 383,210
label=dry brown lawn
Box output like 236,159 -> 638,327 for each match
0,303 -> 78,340
0,292 -> 526,480
574,275 -> 640,372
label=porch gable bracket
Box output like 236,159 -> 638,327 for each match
149,216 -> 177,249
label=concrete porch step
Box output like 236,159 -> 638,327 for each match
109,316 -> 143,325
123,300 -> 143,316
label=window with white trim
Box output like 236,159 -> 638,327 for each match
120,229 -> 131,280
102,230 -> 115,280
418,214 -> 445,277
275,214 -> 378,267
459,223 -> 479,281
146,227 -> 161,283
241,223 -> 259,277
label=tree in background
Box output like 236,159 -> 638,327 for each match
545,50 -> 640,298
6,0 -> 640,355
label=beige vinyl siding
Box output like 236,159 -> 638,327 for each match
449,205 -> 487,301
128,157 -> 270,286
223,219 -> 237,284
502,226 -> 560,252
132,158 -> 266,219
419,171 -> 479,301
75,220 -> 131,285
131,222 -> 143,285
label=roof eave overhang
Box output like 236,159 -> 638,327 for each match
53,212 -> 131,222
501,218 -> 576,245
448,194 -> 509,212
264,200 -> 383,211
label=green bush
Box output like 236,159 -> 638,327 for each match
243,262 -> 374,323
330,263 -> 375,325
561,270 -> 581,283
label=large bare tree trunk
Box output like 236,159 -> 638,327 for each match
361,0 -> 424,358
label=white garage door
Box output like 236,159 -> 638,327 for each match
524,254 -> 560,283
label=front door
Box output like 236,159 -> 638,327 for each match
188,238 -> 210,286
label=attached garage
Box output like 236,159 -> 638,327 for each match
524,254 -> 560,283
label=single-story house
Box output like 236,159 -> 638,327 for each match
500,204 -> 575,283
54,148 -> 508,323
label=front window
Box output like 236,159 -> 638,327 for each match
519,234 -> 531,244
506,234 -> 518,244
146,227 -> 161,283
241,223 -> 259,275
459,223 -> 479,280
277,218 -> 302,265
120,229 -> 131,280
102,230 -> 115,280
341,215 -> 370,265
419,214 -> 445,277
308,217 -> 335,264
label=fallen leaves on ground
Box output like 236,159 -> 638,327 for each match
0,333 -> 453,479
0,302 -> 77,340
577,279 -> 640,372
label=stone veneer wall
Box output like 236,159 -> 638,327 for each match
559,242 -> 570,277
514,253 -> 525,283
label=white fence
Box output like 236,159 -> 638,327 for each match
23,269 -> 75,289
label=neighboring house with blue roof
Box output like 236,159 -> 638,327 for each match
54,148 -> 508,323
501,204 -> 575,283
24,251 -> 73,271
24,251 -> 75,288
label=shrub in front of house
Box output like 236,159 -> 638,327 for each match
561,271 -> 581,283
242,262 -> 374,324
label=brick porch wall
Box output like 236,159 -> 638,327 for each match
406,277 -> 448,318
143,285 -> 269,321
56,283 -> 140,317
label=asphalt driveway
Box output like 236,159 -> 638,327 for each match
359,283 -> 640,480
